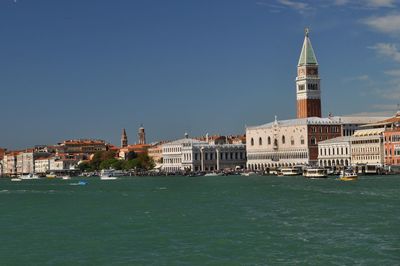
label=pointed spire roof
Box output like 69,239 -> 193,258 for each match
298,28 -> 318,66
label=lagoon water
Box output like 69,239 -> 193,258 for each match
0,175 -> 399,265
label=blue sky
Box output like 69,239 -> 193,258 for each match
1,0 -> 400,149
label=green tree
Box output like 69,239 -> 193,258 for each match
126,151 -> 137,160
136,154 -> 155,170
78,162 -> 92,172
123,159 -> 139,170
99,158 -> 119,170
91,151 -> 117,170
112,160 -> 124,170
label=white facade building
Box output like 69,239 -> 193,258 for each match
162,137 -> 206,172
162,135 -> 246,173
2,152 -> 19,176
49,158 -> 77,171
35,157 -> 51,174
246,117 -> 342,170
351,128 -> 385,167
318,136 -> 352,168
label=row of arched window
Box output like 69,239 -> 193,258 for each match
247,152 -> 308,160
250,136 -> 305,146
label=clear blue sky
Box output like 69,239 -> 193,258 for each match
1,0 -> 400,149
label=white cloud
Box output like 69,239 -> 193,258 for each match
369,43 -> 400,62
345,111 -> 394,117
365,0 -> 396,8
363,14 -> 400,34
384,69 -> 400,77
277,0 -> 309,11
257,0 -> 312,14
372,103 -> 398,110
334,0 -> 349,5
368,84 -> 400,100
352,75 -> 370,81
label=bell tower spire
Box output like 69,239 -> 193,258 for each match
138,124 -> 146,145
121,128 -> 128,148
296,28 -> 321,118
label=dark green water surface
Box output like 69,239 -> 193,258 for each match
0,175 -> 399,265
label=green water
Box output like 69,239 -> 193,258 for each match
0,175 -> 399,265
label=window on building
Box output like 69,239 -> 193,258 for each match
268,137 -> 271,145
282,136 -> 285,144
311,136 -> 316,145
251,138 -> 254,146
291,137 -> 294,145
300,136 -> 305,145
259,137 -> 262,146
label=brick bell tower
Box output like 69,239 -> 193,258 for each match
296,28 -> 321,118
121,128 -> 128,148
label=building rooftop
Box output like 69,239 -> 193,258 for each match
248,117 -> 341,129
247,116 -> 387,130
163,138 -> 207,146
318,136 -> 352,145
353,128 -> 385,137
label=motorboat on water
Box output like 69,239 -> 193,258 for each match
339,169 -> 358,181
279,166 -> 303,176
46,173 -> 57,179
11,177 -> 22,182
204,172 -> 224,177
100,169 -> 124,180
240,172 -> 257,176
70,180 -> 88,186
61,175 -> 71,180
303,168 -> 328,178
20,173 -> 40,180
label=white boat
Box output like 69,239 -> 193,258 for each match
20,173 -> 40,180
280,167 -> 303,176
240,172 -> 257,176
303,168 -> 328,178
100,176 -> 118,180
100,169 -> 124,180
11,177 -> 22,182
204,172 -> 224,177
61,175 -> 71,180
269,170 -> 279,175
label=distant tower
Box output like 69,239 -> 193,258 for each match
121,128 -> 128,148
296,28 -> 322,118
138,125 -> 146,145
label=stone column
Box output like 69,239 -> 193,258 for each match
200,147 -> 205,172
216,148 -> 220,171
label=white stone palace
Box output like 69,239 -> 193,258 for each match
162,134 -> 246,173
